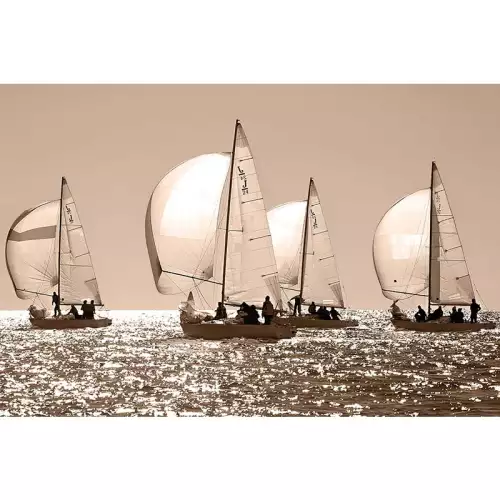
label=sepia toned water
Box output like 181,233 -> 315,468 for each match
0,309 -> 499,417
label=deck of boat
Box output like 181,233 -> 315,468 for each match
280,316 -> 359,329
181,322 -> 296,340
391,319 -> 495,332
29,317 -> 112,329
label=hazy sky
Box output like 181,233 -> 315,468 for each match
1,85 -> 499,310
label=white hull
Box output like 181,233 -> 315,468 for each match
30,318 -> 112,330
181,322 -> 296,340
281,316 -> 359,329
391,319 -> 495,332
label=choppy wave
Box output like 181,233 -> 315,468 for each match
0,309 -> 499,416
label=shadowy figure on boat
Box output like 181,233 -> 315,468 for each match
69,304 -> 80,319
81,300 -> 94,320
390,300 -> 408,320
292,295 -> 303,316
308,302 -> 317,315
248,305 -> 260,325
214,302 -> 227,320
317,306 -> 331,320
330,307 -> 341,321
427,306 -> 443,321
262,296 -> 274,325
52,292 -> 61,317
450,306 -> 457,323
455,308 -> 465,323
470,299 -> 481,323
414,305 -> 426,322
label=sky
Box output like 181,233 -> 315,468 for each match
1,85 -> 499,310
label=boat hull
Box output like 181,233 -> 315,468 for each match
181,322 -> 296,340
30,318 -> 112,330
391,319 -> 495,332
281,316 -> 359,329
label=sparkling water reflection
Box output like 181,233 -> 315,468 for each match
0,310 -> 499,416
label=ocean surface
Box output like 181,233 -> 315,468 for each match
0,309 -> 499,417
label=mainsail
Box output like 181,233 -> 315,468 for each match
267,179 -> 345,307
214,121 -> 283,308
372,162 -> 475,307
5,177 -> 103,308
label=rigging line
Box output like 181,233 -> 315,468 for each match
164,270 -> 223,285
241,197 -> 263,204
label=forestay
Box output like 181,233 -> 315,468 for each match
214,123 -> 283,309
145,153 -> 231,297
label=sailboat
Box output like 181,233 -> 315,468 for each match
5,177 -> 112,329
146,119 -> 296,340
268,178 -> 358,329
372,161 -> 494,332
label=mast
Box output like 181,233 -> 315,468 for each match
299,178 -> 313,302
427,162 -> 435,314
221,120 -> 239,305
57,176 -> 64,300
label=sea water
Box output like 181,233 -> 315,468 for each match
0,309 -> 499,416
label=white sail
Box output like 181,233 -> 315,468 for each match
373,189 -> 430,301
145,153 -> 231,297
5,200 -> 60,309
267,181 -> 345,308
59,178 -> 102,305
429,163 -> 474,305
267,201 -> 305,298
373,163 -> 475,306
304,180 -> 344,307
214,122 -> 283,308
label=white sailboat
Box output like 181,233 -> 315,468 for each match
5,177 -> 111,329
373,162 -> 494,332
146,119 -> 296,340
268,178 -> 358,329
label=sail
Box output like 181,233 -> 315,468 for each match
267,185 -> 345,308
59,178 -> 102,305
267,201 -> 305,298
214,122 -> 283,308
304,180 -> 344,307
372,189 -> 430,301
5,200 -> 59,308
145,153 -> 231,297
429,163 -> 474,305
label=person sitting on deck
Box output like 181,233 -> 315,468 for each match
262,296 -> 275,325
330,307 -> 341,321
450,306 -> 457,323
455,308 -> 465,323
81,300 -> 92,320
427,306 -> 443,321
414,305 -> 427,322
214,302 -> 227,320
317,306 -> 331,320
247,305 -> 261,325
52,292 -> 61,317
470,299 -> 481,323
293,296 -> 303,316
308,302 -> 317,315
69,304 -> 80,319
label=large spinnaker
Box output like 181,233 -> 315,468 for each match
5,200 -> 59,309
146,153 -> 231,298
429,164 -> 474,305
372,189 -> 430,301
59,178 -> 102,305
267,201 -> 305,299
214,123 -> 283,309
